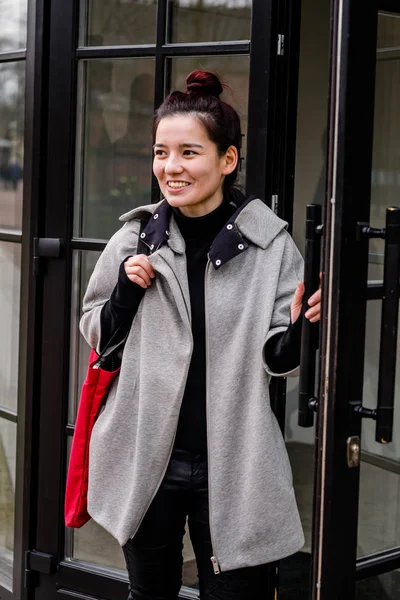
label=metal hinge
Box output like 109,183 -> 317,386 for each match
33,237 -> 63,276
25,550 -> 57,588
277,34 -> 285,56
271,194 -> 279,214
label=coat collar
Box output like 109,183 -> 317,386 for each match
119,194 -> 288,269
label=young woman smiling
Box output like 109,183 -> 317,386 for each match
80,70 -> 321,600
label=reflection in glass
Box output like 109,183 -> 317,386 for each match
0,418 -> 16,590
377,12 -> 400,50
356,570 -> 400,599
0,0 -> 27,52
169,55 -> 249,189
75,59 -> 155,240
69,250 -> 102,425
167,0 -> 251,44
358,13 -> 400,560
0,62 -> 25,230
0,243 -> 21,413
81,0 -> 157,46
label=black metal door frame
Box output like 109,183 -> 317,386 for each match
311,1 -> 400,598
14,1 -> 303,600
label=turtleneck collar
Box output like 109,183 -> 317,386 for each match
172,197 -> 236,241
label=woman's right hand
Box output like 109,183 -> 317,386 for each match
124,255 -> 155,288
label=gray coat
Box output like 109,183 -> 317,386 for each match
80,197 -> 305,572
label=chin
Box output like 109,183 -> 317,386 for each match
164,195 -> 192,208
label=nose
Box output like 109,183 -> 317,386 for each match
164,153 -> 184,175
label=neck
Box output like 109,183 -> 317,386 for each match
177,192 -> 224,218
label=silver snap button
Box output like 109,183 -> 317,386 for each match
238,244 -> 244,250
150,244 -> 154,250
215,259 -> 222,266
227,224 -> 233,230
140,232 -> 146,239
154,214 -> 159,219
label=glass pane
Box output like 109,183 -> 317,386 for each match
0,62 -> 25,230
377,12 -> 400,50
356,570 -> 400,599
0,418 -> 16,590
81,0 -> 157,46
69,250 -> 102,425
0,0 -> 27,52
169,55 -> 249,189
167,0 -> 252,44
0,242 -> 21,413
75,59 -> 155,240
279,0 -> 331,595
358,13 -> 400,559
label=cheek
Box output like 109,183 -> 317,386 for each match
153,160 -> 163,180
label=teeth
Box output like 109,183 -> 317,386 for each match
168,181 -> 190,188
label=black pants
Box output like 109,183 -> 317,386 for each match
122,448 -> 270,600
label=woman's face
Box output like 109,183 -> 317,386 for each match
153,114 -> 237,217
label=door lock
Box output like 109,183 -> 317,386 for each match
347,436 -> 361,468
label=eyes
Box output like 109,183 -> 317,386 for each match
153,149 -> 198,157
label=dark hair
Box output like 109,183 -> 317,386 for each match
153,70 -> 242,191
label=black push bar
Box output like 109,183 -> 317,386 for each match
298,204 -> 322,428
375,207 -> 400,444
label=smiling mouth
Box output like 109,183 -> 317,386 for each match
167,181 -> 191,189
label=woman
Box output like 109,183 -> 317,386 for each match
80,70 -> 321,600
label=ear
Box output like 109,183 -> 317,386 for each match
221,145 -> 238,176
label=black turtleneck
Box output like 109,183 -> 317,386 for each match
172,200 -> 236,451
99,198 -> 302,453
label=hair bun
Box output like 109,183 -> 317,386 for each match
185,70 -> 223,99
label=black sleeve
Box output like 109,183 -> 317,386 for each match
264,317 -> 303,374
99,257 -> 146,353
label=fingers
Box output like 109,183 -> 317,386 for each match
308,287 -> 321,306
305,288 -> 321,322
305,305 -> 320,322
124,255 -> 155,288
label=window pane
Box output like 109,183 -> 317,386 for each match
168,55 -> 249,189
358,12 -> 400,559
75,59 -> 155,240
280,0 -> 331,594
0,418 -> 16,591
167,0 -> 251,44
0,62 -> 25,230
81,0 -> 157,46
356,570 -> 400,599
69,250 -> 102,425
377,12 -> 400,50
0,0 -> 27,52
0,242 -> 21,413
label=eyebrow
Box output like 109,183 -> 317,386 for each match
153,143 -> 204,150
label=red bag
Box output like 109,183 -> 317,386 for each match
65,349 -> 120,527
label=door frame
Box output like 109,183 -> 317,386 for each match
17,1 -> 303,600
311,1 -> 400,597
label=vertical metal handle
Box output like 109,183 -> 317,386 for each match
298,204 -> 322,427
375,207 -> 400,443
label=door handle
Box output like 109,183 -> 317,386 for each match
298,204 -> 323,427
375,207 -> 400,443
355,207 -> 400,444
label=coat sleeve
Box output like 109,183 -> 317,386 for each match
79,220 -> 141,355
263,230 -> 304,378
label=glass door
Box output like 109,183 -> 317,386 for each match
29,1 -> 294,599
301,1 -> 400,599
